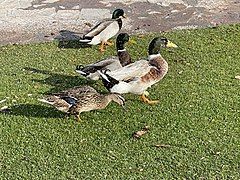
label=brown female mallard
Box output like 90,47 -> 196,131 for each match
38,86 -> 125,121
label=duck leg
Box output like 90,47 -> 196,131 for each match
99,40 -> 114,52
74,113 -> 82,122
77,114 -> 82,122
140,94 -> 159,105
104,40 -> 114,46
99,41 -> 105,52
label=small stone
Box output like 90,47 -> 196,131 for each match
84,22 -> 92,27
235,75 -> 240,80
59,6 -> 66,9
0,99 -> 6,103
0,106 -> 10,112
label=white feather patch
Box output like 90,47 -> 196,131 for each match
111,82 -> 131,94
97,70 -> 110,82
76,70 -> 87,75
79,39 -> 92,43
148,54 -> 161,60
117,49 -> 126,52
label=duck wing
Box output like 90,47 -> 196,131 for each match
86,57 -> 122,72
38,95 -> 74,113
84,18 -> 115,38
83,57 -> 120,72
107,60 -> 153,81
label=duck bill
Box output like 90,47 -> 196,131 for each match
128,39 -> 137,45
166,41 -> 178,48
122,15 -> 127,18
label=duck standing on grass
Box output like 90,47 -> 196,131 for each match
98,37 -> 178,105
80,9 -> 126,52
38,86 -> 125,121
76,33 -> 133,80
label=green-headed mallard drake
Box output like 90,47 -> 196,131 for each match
79,9 -> 126,52
38,86 -> 125,121
76,33 -> 132,80
98,37 -> 177,105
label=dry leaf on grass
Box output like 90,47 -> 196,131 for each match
155,144 -> 171,148
0,106 -> 10,113
133,126 -> 150,139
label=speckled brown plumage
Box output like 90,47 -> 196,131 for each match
68,93 -> 112,115
141,56 -> 168,83
39,86 -> 125,121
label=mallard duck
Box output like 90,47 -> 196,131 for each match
79,9 -> 126,52
76,33 -> 132,80
38,86 -> 125,121
98,37 -> 177,105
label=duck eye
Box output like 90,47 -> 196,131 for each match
161,38 -> 167,44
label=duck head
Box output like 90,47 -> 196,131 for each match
148,37 -> 178,55
116,33 -> 129,50
112,9 -> 126,19
110,93 -> 125,107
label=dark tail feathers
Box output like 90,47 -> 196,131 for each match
98,70 -> 119,91
76,64 -> 104,76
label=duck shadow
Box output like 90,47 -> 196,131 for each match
24,67 -> 97,94
2,104 -> 66,118
55,30 -> 91,49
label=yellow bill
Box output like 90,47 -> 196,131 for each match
166,41 -> 178,48
128,39 -> 137,44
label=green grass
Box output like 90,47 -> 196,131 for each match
0,24 -> 240,179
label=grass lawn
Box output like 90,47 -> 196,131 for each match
0,24 -> 240,179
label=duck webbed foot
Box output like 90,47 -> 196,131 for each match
105,40 -> 114,46
76,114 -> 82,122
72,113 -> 82,122
99,41 -> 114,52
140,94 -> 159,105
99,41 -> 105,52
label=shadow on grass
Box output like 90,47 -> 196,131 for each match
24,67 -> 96,94
54,30 -> 91,49
1,104 -> 66,118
